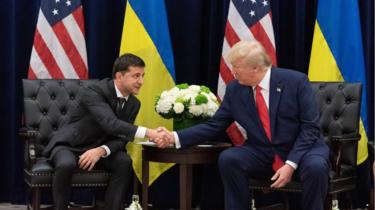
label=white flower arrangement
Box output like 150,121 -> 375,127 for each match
155,83 -> 220,121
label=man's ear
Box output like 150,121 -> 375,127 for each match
114,71 -> 123,79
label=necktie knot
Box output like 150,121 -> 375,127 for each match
118,97 -> 126,105
255,85 -> 262,94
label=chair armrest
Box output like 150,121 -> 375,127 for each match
329,134 -> 360,176
19,127 -> 40,168
19,127 -> 39,138
331,134 -> 361,143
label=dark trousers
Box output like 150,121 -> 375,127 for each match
217,146 -> 329,210
52,149 -> 132,210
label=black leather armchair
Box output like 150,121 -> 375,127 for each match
249,82 -> 362,210
20,79 -> 111,210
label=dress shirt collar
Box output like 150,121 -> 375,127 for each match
114,81 -> 129,101
253,66 -> 271,91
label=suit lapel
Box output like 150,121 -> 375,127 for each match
269,69 -> 283,138
240,86 -> 257,118
107,80 -> 118,112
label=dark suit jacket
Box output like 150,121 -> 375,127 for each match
178,68 -> 329,166
43,78 -> 141,158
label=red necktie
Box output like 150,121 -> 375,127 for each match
255,85 -> 284,171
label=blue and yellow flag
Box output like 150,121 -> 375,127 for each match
120,0 -> 176,185
309,0 -> 368,164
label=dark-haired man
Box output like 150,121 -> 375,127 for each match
43,53 -> 161,210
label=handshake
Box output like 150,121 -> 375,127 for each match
146,127 -> 176,148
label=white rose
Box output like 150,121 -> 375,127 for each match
183,93 -> 196,103
189,85 -> 200,92
177,89 -> 187,98
173,102 -> 185,114
156,99 -> 173,114
168,87 -> 180,97
206,101 -> 219,116
209,92 -> 218,101
189,105 -> 203,116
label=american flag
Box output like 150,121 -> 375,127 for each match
218,0 -> 277,146
28,0 -> 88,79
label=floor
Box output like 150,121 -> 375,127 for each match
0,203 -> 26,210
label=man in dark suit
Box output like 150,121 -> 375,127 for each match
43,53 -> 162,210
154,41 -> 330,210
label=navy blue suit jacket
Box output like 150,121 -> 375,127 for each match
178,68 -> 329,166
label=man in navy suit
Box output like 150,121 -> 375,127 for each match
154,41 -> 330,210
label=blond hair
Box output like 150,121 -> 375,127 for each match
228,41 -> 272,69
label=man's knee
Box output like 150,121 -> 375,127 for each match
218,148 -> 241,172
54,160 -> 77,173
300,155 -> 329,178
112,152 -> 132,173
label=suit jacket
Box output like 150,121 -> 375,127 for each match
178,68 -> 329,166
43,78 -> 141,158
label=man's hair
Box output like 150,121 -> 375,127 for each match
228,41 -> 272,69
112,53 -> 145,78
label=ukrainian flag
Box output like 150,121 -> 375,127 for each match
309,0 -> 368,164
120,0 -> 176,185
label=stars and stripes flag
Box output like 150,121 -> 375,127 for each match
28,0 -> 88,79
218,0 -> 277,146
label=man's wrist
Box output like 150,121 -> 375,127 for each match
100,145 -> 110,157
145,128 -> 156,139
136,126 -> 147,138
285,160 -> 297,170
173,132 -> 181,149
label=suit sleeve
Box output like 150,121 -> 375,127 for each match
177,84 -> 235,147
81,86 -> 138,140
286,75 -> 322,164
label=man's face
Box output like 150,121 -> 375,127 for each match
231,58 -> 264,86
116,66 -> 145,95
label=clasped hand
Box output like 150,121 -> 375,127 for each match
147,127 -> 175,148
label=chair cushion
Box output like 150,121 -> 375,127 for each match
24,159 -> 111,188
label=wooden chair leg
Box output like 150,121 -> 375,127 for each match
282,192 -> 289,210
31,188 -> 41,210
133,172 -> 139,195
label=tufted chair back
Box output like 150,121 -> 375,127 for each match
22,79 -> 96,158
21,79 -> 112,210
249,82 -> 363,210
311,82 -> 362,169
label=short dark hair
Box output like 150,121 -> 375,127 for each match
112,53 -> 145,78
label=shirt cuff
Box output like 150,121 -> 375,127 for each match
135,126 -> 147,138
173,132 -> 181,149
285,160 -> 297,170
100,145 -> 110,158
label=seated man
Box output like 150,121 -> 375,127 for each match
42,53 -> 162,210
154,41 -> 330,210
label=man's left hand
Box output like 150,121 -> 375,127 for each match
78,147 -> 106,171
270,164 -> 295,188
